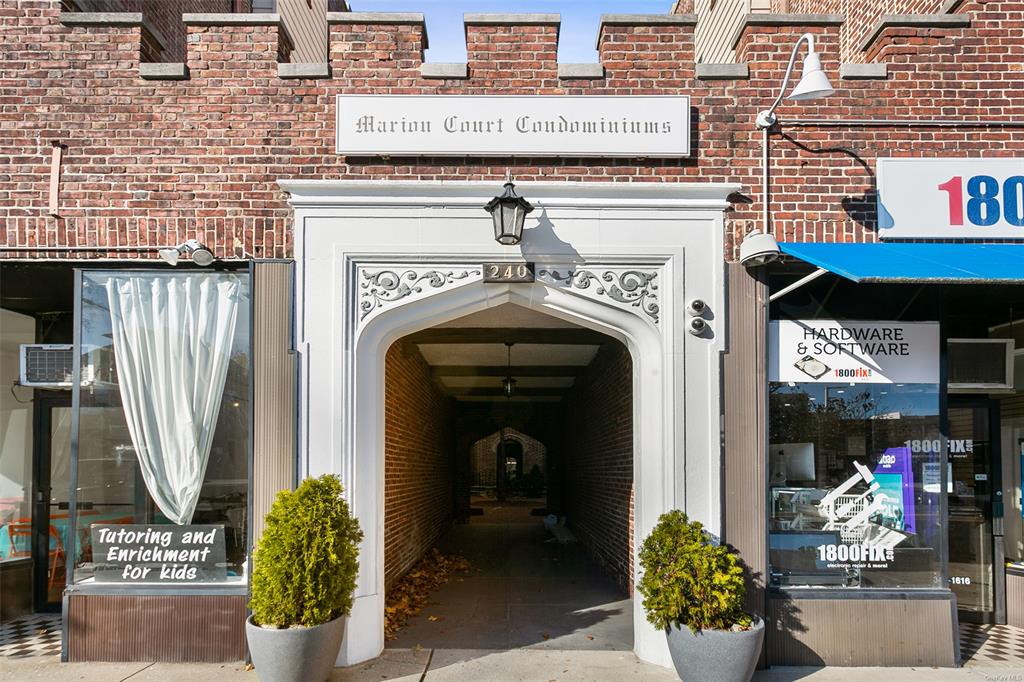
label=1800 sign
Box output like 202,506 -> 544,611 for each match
483,262 -> 535,283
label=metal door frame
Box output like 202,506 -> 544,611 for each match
31,392 -> 72,613
947,396 -> 1005,624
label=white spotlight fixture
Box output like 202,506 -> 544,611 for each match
755,33 -> 835,130
158,239 -> 216,267
739,230 -> 781,267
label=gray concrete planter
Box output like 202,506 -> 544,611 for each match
245,614 -> 345,682
665,617 -> 764,682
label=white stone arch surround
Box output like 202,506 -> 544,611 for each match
283,180 -> 739,670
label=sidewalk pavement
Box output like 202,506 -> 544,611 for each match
4,651 -> 1024,682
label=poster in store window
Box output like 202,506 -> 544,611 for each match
769,320 -> 940,384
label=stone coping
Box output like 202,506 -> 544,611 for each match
599,14 -> 697,25
326,12 -> 425,24
730,13 -> 845,50
696,63 -> 749,80
420,63 -> 468,79
59,12 -> 143,26
182,13 -> 281,26
857,14 -> 971,53
278,63 -> 330,79
840,63 -> 888,80
558,63 -> 605,80
139,62 -> 188,80
463,14 -> 560,25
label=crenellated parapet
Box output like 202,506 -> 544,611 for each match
7,0 -> 1024,260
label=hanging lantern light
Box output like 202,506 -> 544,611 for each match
484,171 -> 533,246
502,342 -> 516,397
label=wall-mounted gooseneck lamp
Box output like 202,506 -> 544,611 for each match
741,32 -> 835,268
485,171 -> 534,246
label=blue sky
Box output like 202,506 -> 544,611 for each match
348,1 -> 673,63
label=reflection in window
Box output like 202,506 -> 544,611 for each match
72,272 -> 250,583
769,382 -> 942,589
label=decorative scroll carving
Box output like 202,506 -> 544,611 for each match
538,269 -> 660,324
359,268 -> 480,320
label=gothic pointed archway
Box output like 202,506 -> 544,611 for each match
287,179 -> 737,669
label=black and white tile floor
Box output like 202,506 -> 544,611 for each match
0,613 -> 61,658
960,623 -> 1024,666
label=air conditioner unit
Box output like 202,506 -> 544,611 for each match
947,338 -> 1014,393
18,344 -> 95,389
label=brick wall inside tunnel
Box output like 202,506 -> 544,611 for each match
563,341 -> 634,596
383,339 -> 455,591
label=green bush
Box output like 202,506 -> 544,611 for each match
249,475 -> 363,628
637,510 -> 751,633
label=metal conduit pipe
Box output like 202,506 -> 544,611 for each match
0,245 -> 164,251
785,119 -> 1024,127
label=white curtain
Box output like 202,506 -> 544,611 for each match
105,274 -> 241,525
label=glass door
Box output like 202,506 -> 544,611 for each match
948,401 -> 1004,623
31,394 -> 72,612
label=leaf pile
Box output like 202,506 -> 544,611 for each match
384,548 -> 471,639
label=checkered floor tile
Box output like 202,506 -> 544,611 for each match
961,623 -> 1024,666
0,614 -> 61,658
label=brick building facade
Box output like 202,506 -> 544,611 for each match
3,0 -> 1024,672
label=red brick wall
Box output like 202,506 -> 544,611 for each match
563,342 -> 634,595
2,1 -> 1024,263
778,0 -> 946,63
67,1 -> 239,63
383,340 -> 454,589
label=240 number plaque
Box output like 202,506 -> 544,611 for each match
483,262 -> 535,283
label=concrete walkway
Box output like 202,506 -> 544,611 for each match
389,500 -> 632,652
6,655 -> 1024,682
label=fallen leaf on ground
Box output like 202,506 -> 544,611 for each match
383,548 -> 472,639
244,663 -> 254,671
427,615 -> 442,622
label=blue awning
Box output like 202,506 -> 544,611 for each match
778,242 -> 1024,284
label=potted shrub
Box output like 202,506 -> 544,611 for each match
246,474 -> 363,682
637,510 -> 764,682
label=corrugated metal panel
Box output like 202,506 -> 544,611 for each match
67,594 -> 246,661
694,0 -> 749,63
1009,572 -> 1024,628
252,261 -> 297,546
723,262 -> 768,621
767,596 -> 957,666
280,0 -> 328,63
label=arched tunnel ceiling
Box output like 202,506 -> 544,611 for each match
407,303 -> 615,402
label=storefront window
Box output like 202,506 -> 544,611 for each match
0,308 -> 36,563
71,271 -> 250,584
768,319 -> 943,589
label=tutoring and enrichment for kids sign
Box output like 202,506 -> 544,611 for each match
769,320 -> 940,384
90,524 -> 227,583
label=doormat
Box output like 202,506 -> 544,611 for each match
0,614 -> 61,658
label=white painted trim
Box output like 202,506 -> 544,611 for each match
290,180 -> 729,671
279,179 -> 742,209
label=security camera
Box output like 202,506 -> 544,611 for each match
688,318 -> 707,336
687,299 -> 707,317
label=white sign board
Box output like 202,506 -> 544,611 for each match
877,157 -> 1024,239
336,95 -> 691,157
769,320 -> 939,384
